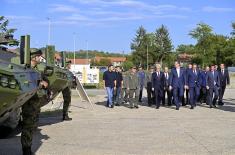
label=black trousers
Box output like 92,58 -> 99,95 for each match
154,89 -> 163,108
219,86 -> 226,105
162,87 -> 172,106
199,86 -> 207,104
208,86 -> 219,106
139,88 -> 143,102
182,89 -> 189,106
147,82 -> 154,106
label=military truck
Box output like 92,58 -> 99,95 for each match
0,34 -> 40,129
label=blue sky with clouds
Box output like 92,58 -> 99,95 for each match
1,0 -> 235,53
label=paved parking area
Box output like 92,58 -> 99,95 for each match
0,88 -> 235,155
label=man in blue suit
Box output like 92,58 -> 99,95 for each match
183,64 -> 192,106
206,65 -> 220,108
186,64 -> 201,109
152,64 -> 164,109
169,61 -> 187,110
199,66 -> 210,104
218,63 -> 230,105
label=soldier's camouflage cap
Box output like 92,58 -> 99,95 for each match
30,48 -> 42,57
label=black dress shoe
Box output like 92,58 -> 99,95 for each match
63,115 -> 72,121
156,106 -> 159,109
210,105 -> 213,108
190,106 -> 194,109
134,105 -> 139,109
213,104 -> 217,108
115,103 -> 120,106
176,107 -> 179,110
111,105 -> 114,108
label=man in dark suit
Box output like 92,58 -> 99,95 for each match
218,63 -> 230,105
169,61 -> 187,110
145,66 -> 154,106
182,64 -> 192,106
162,66 -> 172,106
152,64 -> 164,109
199,66 -> 210,104
206,65 -> 220,108
186,64 -> 201,109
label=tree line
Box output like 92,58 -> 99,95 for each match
126,22 -> 235,69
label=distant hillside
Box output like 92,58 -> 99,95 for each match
65,50 -> 127,59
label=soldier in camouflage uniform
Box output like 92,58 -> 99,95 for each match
62,60 -> 72,121
127,66 -> 140,109
121,71 -> 129,104
21,49 -> 49,155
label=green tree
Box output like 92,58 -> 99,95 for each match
130,26 -> 147,66
0,16 -> 16,35
122,60 -> 134,71
231,22 -> 235,37
154,25 -> 173,65
176,44 -> 195,54
189,22 -> 213,41
97,58 -> 111,66
189,23 -> 214,67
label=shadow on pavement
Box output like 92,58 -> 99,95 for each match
0,110 -> 65,155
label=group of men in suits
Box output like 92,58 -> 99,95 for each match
148,61 -> 230,110
103,62 -> 230,110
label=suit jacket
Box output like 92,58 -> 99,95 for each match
144,71 -> 153,87
169,67 -> 186,88
186,69 -> 201,88
152,71 -> 164,90
163,72 -> 170,88
206,71 -> 220,88
199,71 -> 207,87
219,69 -> 230,87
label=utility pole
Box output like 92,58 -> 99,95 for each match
147,45 -> 148,71
86,40 -> 89,64
73,32 -> 76,71
47,17 -> 51,45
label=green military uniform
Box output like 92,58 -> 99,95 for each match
127,70 -> 140,108
21,49 -> 48,155
62,60 -> 73,121
121,71 -> 129,103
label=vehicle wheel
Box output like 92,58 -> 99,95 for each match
2,108 -> 21,129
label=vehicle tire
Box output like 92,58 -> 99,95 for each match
2,108 -> 21,129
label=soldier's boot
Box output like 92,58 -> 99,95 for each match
63,114 -> 72,121
23,147 -> 32,155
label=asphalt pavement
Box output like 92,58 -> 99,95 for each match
0,88 -> 235,155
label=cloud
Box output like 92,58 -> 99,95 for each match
70,0 -> 191,12
49,4 -> 78,13
5,15 -> 34,20
202,6 -> 235,13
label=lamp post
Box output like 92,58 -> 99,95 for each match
47,17 -> 51,45
86,40 -> 89,64
147,44 -> 148,70
73,32 -> 77,71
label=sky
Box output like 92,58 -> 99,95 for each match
1,0 -> 235,53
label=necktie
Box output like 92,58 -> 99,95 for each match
222,70 -> 224,75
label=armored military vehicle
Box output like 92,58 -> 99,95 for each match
36,45 -> 70,107
0,34 -> 40,129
